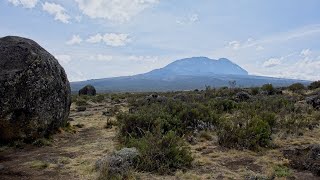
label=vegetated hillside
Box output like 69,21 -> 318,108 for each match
71,57 -> 309,92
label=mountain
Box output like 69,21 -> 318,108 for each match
142,57 -> 248,78
71,57 -> 309,92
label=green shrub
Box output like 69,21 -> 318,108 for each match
92,94 -> 105,103
260,112 -> 277,128
261,84 -> 275,95
273,165 -> 292,177
288,83 -> 305,92
217,116 -> 271,150
209,99 -> 237,113
250,87 -> 260,95
127,131 -> 193,174
308,80 -> 320,90
75,98 -> 88,106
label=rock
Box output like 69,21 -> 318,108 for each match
283,144 -> 320,176
102,110 -> 112,117
0,164 -> 4,171
96,148 -> 139,177
79,85 -> 96,96
235,91 -> 250,101
145,94 -> 167,104
0,36 -> 71,143
76,106 -> 86,112
306,95 -> 320,109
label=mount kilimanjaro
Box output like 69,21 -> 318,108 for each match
71,57 -> 309,92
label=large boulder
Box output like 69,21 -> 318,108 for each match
0,36 -> 71,143
79,85 -> 96,96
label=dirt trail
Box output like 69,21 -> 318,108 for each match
0,103 -> 118,180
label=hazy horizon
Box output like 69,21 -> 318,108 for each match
1,0 -> 320,81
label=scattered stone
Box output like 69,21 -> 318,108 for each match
145,94 -> 167,104
0,36 -> 71,143
187,136 -> 197,145
78,85 -> 96,96
96,148 -> 139,177
306,94 -> 320,109
102,110 -> 112,117
283,144 -> 320,176
235,91 -> 250,101
76,106 -> 87,112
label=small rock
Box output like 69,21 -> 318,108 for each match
102,111 -> 112,116
235,91 -> 250,101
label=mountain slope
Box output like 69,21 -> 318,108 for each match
71,57 -> 309,92
140,57 -> 248,79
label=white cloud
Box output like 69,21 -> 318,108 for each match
55,54 -> 72,64
176,13 -> 199,25
228,41 -> 241,50
66,35 -> 82,45
256,46 -> 264,51
86,33 -> 103,43
89,54 -> 113,61
263,58 -> 282,68
128,55 -> 159,62
8,0 -> 38,8
280,58 -> 320,80
75,0 -> 159,23
42,2 -> 71,23
87,33 -> 131,47
300,49 -> 312,57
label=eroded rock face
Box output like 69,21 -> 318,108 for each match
79,85 -> 96,96
0,36 -> 71,143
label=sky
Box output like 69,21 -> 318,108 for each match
1,0 -> 320,82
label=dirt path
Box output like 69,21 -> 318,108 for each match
0,103 -> 118,180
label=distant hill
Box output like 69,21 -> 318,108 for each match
71,57 -> 310,92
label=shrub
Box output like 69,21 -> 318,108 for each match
308,80 -> 320,90
127,131 -> 193,174
288,83 -> 305,92
92,94 -> 105,103
260,112 -> 277,129
75,98 -> 88,106
217,116 -> 271,150
261,84 -> 275,95
273,165 -> 292,177
250,87 -> 260,95
209,99 -> 237,113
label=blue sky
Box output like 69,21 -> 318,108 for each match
1,0 -> 320,81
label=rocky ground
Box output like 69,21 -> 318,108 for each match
0,100 -> 319,180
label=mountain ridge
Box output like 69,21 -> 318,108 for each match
71,57 -> 310,92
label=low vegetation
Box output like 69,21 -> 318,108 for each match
114,81 -> 320,175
